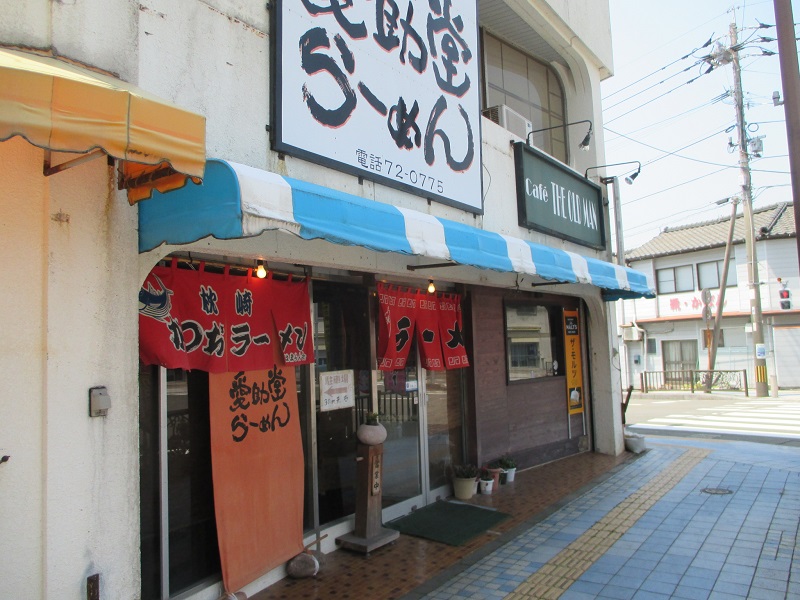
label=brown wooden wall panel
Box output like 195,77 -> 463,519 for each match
468,287 -> 583,470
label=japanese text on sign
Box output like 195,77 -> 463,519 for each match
277,0 -> 482,212
563,310 -> 584,415
139,265 -> 315,373
228,368 -> 292,443
320,369 -> 356,411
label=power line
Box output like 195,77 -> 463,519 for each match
622,166 -> 731,206
603,59 -> 707,111
602,36 -> 715,101
605,21 -> 779,127
605,126 -> 737,169
604,92 -> 730,141
604,68 -> 717,124
624,201 -> 733,235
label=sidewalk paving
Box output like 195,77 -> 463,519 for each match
256,433 -> 800,600
253,451 -> 631,600
407,435 -> 800,600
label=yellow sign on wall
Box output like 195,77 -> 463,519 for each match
563,309 -> 584,415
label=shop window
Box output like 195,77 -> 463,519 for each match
139,365 -> 221,599
656,265 -> 694,294
504,303 -> 564,381
483,32 -> 567,162
697,259 -> 736,289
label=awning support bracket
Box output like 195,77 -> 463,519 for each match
43,148 -> 107,177
530,281 -> 569,288
406,262 -> 459,271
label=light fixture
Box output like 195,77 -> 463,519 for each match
584,161 -> 642,267
585,161 -> 642,184
255,260 -> 267,279
427,279 -> 436,294
527,119 -> 593,151
624,166 -> 641,185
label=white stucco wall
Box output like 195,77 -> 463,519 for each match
0,139 -> 140,598
0,139 -> 48,599
536,0 -> 613,75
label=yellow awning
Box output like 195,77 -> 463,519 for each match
0,48 -> 206,202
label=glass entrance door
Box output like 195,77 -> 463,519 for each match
423,368 -> 465,503
378,349 -> 424,520
378,347 -> 466,519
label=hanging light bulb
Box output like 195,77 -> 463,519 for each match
427,279 -> 436,294
255,260 -> 267,279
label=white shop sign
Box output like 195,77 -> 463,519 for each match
276,0 -> 482,213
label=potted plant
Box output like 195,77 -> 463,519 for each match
356,412 -> 387,445
486,460 -> 503,488
479,468 -> 494,494
451,464 -> 479,500
499,454 -> 517,483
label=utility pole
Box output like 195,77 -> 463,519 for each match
704,197 -> 738,392
730,22 -> 769,397
773,0 -> 800,268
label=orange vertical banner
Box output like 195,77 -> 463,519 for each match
563,309 -> 584,415
209,362 -> 305,593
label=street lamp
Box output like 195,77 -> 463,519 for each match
585,161 -> 642,266
527,119 -> 593,151
587,161 -> 642,395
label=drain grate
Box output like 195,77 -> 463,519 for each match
702,487 -> 733,495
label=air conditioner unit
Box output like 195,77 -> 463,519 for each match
482,104 -> 533,141
621,327 -> 642,341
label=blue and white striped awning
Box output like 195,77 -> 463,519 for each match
139,159 -> 654,300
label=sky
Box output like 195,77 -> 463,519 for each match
603,0 -> 798,251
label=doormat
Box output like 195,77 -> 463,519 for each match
385,501 -> 511,546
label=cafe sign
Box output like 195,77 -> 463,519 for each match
513,142 -> 605,250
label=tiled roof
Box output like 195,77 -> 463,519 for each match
626,202 -> 796,262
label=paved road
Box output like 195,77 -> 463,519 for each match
624,391 -> 800,445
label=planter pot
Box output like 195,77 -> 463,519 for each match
499,471 -> 507,485
452,477 -> 476,500
504,467 -> 516,482
479,479 -> 494,494
356,423 -> 387,445
487,467 -> 503,489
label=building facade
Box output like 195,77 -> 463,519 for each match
619,202 -> 800,392
0,2 -> 652,598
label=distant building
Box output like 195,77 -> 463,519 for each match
619,203 -> 800,391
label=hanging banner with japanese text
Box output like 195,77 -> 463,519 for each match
377,283 -> 417,370
416,291 -> 445,370
139,262 -> 314,373
563,309 -> 584,415
377,282 -> 469,371
209,364 -> 304,593
437,293 -> 469,368
269,274 -> 314,365
275,0 -> 483,213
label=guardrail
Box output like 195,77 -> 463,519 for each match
640,370 -> 749,396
